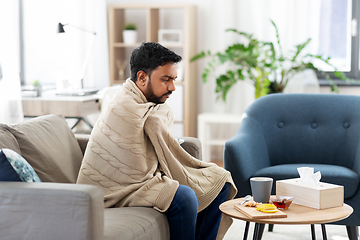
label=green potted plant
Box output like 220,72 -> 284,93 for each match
191,20 -> 347,101
123,23 -> 137,44
33,79 -> 42,97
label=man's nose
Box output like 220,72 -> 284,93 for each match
169,80 -> 176,91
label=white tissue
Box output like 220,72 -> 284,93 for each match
297,167 -> 321,187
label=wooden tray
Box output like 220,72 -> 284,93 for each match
234,204 -> 287,219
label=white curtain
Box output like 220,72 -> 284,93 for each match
83,0 -> 110,90
0,67 -> 24,124
0,0 -> 24,124
197,0 -> 322,115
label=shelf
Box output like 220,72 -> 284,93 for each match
112,42 -> 144,47
112,42 -> 184,48
160,43 -> 184,48
108,4 -> 197,137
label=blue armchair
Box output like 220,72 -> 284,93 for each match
224,93 -> 360,240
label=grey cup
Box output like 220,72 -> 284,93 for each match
250,177 -> 273,203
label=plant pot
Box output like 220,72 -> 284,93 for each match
123,30 -> 137,44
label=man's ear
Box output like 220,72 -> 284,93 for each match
137,71 -> 148,87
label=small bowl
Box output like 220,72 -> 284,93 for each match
270,196 -> 294,209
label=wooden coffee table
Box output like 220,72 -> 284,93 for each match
220,197 -> 353,240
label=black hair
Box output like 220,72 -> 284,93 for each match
130,42 -> 182,82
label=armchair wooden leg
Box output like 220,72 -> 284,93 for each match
346,226 -> 358,240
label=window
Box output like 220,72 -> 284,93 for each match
315,0 -> 360,80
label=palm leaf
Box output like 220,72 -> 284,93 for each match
270,19 -> 283,60
291,38 -> 311,62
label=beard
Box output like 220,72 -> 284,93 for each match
145,77 -> 172,104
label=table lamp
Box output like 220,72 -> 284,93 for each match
57,22 -> 98,96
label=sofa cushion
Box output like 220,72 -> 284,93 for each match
253,163 -> 359,199
0,128 -> 21,154
0,115 -> 83,183
0,149 -> 41,182
104,207 -> 169,240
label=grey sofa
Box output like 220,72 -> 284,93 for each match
224,93 -> 360,240
0,114 -> 202,240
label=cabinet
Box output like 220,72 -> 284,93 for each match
108,4 -> 197,137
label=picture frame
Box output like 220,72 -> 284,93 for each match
158,29 -> 183,44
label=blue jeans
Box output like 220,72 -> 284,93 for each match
164,182 -> 231,240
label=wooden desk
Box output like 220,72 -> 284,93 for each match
220,198 -> 353,240
22,91 -> 100,129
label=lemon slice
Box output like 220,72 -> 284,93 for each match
256,204 -> 278,213
256,204 -> 276,210
262,209 -> 278,213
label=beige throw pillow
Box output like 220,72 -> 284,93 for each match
1,115 -> 83,183
0,128 -> 21,155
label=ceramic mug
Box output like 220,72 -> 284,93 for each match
250,177 -> 273,203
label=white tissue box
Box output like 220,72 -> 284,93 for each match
276,178 -> 344,209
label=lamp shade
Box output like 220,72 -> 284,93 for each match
57,23 -> 66,33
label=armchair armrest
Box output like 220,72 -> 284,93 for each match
0,182 -> 104,240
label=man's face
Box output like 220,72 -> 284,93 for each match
138,62 -> 178,104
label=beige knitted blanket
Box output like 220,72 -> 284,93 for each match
77,79 -> 237,238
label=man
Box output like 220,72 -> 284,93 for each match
77,42 -> 237,240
